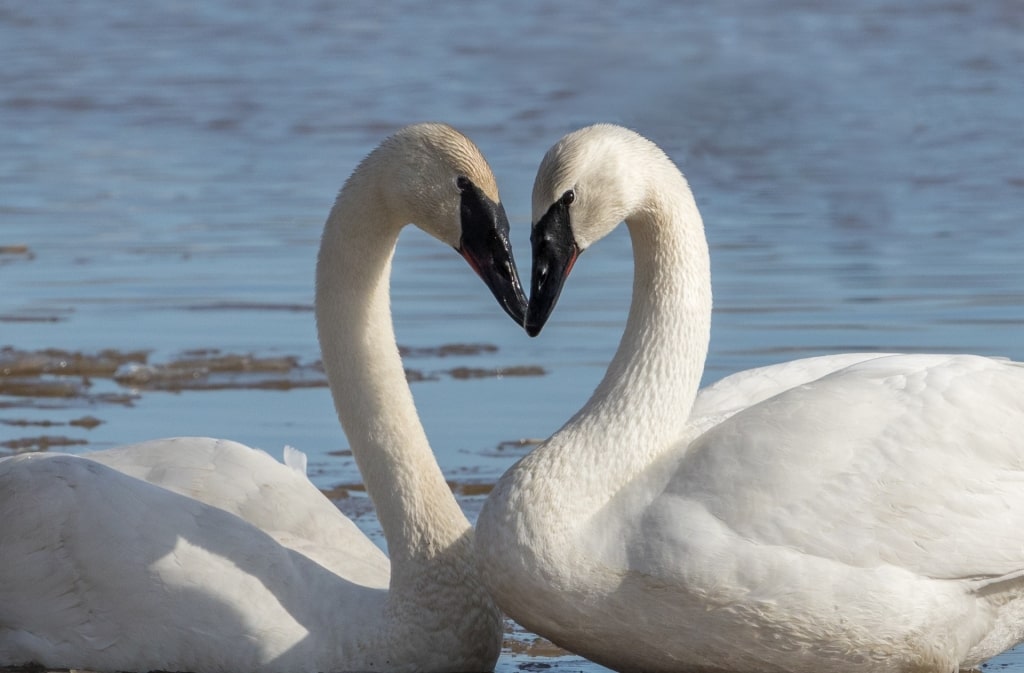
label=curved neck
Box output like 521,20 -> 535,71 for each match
315,177 -> 469,570
539,164 -> 712,510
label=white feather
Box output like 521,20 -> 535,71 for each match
1,124 -> 508,673
478,124 -> 1024,673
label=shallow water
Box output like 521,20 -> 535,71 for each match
3,1 -> 1024,671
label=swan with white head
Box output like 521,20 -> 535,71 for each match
476,123 -> 1024,673
1,123 -> 526,673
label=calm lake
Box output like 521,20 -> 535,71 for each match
3,1 -> 1024,671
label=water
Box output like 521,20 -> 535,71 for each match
2,1 -> 1024,670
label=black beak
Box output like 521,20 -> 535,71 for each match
525,199 -> 579,337
456,182 -> 527,326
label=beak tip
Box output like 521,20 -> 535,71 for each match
507,305 -> 527,328
457,245 -> 527,328
524,310 -> 545,337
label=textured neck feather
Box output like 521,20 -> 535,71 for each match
314,169 -> 470,578
525,156 -> 711,516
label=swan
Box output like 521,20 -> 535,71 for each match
476,123 -> 1024,673
0,122 -> 527,673
82,438 -> 388,571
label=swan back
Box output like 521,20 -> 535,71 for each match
87,438 -> 389,582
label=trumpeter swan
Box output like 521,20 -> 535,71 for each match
476,124 -> 1024,673
1,123 -> 526,673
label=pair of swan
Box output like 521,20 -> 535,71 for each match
0,124 -> 523,673
4,122 -> 1024,673
476,124 -> 1024,673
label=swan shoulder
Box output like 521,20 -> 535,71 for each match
615,354 -> 1024,586
88,438 -> 389,583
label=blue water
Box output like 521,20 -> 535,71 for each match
3,1 -> 1024,670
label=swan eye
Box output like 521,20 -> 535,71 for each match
560,189 -> 576,206
456,176 -> 472,192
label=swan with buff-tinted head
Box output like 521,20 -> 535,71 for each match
0,123 -> 526,673
476,123 -> 1024,673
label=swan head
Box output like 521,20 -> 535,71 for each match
372,123 -> 528,325
525,124 -> 652,336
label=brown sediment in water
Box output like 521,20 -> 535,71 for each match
170,352 -> 298,373
0,345 -> 544,398
0,315 -> 64,323
0,411 -> 105,454
0,379 -> 86,398
0,245 -> 32,255
69,415 -> 103,429
497,438 -> 543,451
1,435 -> 89,452
0,345 -> 547,456
450,481 -> 494,497
321,484 -> 355,500
403,367 -> 437,383
90,393 -> 138,407
1,416 -> 105,433
0,419 -> 63,428
448,365 -> 546,380
0,245 -> 34,269
471,437 -> 544,460
399,344 -> 499,360
0,347 -> 149,378
321,478 -> 509,500
0,416 -> 101,429
0,307 -> 73,324
111,352 -> 326,392
322,482 -> 367,496
0,347 -> 324,398
401,342 -> 499,358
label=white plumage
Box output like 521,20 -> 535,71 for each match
1,123 -> 524,673
477,124 -> 1024,673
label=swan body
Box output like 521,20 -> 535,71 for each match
1,123 -> 526,673
476,124 -> 1024,673
87,437 -> 388,574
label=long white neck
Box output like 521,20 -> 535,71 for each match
524,156 -> 712,515
315,172 -> 470,580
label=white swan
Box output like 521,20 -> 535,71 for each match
0,123 -> 527,673
476,123 -> 1024,673
84,438 -> 386,572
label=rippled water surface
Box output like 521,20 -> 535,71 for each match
3,2 -> 1024,671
